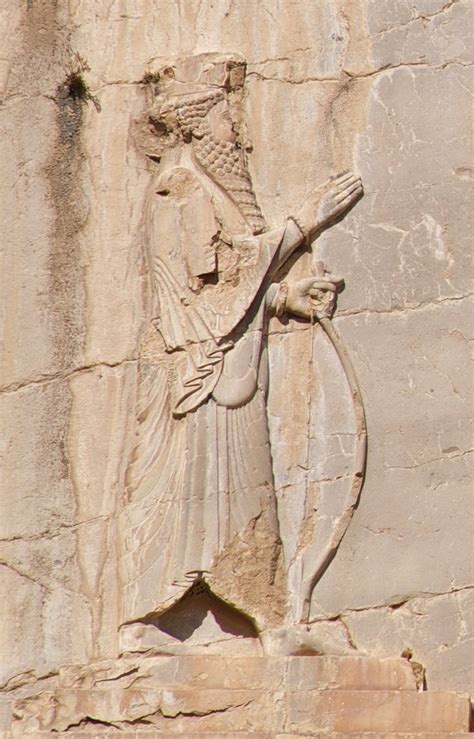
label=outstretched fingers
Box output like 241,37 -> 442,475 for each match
334,179 -> 363,204
332,170 -> 356,188
336,190 -> 363,211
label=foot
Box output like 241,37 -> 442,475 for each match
260,622 -> 360,657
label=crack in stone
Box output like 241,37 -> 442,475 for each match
336,614 -> 359,651
311,585 -> 474,621
336,292 -> 474,319
0,515 -> 110,544
252,48 -> 312,67
374,0 -> 460,35
266,293 -> 473,335
159,698 -> 254,720
0,358 -> 138,395
63,697 -> 255,732
92,79 -> 145,92
247,60 -> 473,86
0,669 -> 58,692
60,716 -> 122,732
382,449 -> 473,471
94,666 -> 140,685
0,561 -> 52,592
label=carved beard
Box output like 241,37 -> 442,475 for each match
192,129 -> 266,235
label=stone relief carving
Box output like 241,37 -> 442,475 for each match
119,53 -> 365,655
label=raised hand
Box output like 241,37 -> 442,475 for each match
316,171 -> 363,230
294,171 -> 363,242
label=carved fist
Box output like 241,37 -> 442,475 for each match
295,171 -> 363,241
286,273 -> 343,320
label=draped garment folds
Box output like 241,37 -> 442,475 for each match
119,149 -> 303,630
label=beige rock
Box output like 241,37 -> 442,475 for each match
1,0 -> 472,733
15,736 -> 474,739
54,654 -> 417,692
342,587 -> 474,697
287,690 -> 471,733
8,654 -> 471,735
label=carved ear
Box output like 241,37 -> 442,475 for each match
132,110 -> 179,160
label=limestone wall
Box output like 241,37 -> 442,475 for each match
1,0 -> 472,721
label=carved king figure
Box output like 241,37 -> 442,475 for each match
119,53 -> 363,653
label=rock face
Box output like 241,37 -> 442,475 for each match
6,655 -> 473,736
0,0 -> 472,735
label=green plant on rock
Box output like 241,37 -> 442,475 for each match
64,52 -> 101,111
142,71 -> 161,94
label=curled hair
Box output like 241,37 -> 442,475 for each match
157,88 -> 225,141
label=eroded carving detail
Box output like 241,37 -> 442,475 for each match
119,53 -> 364,653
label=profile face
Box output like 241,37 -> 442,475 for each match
207,100 -> 236,143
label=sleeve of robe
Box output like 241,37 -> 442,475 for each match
145,165 -> 304,415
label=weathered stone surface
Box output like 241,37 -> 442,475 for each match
0,365 -> 136,686
3,734 -> 472,739
1,0 -> 473,733
287,691 -> 471,733
6,655 -> 471,736
342,587 -> 474,696
286,654 -> 417,691
53,655 -> 418,692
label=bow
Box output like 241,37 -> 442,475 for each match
300,259 -> 368,623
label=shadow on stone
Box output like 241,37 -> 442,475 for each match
144,579 -> 259,642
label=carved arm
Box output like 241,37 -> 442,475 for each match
292,171 -> 363,244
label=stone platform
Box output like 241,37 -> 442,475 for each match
3,656 -> 472,736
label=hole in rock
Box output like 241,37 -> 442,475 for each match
143,579 -> 258,643
199,271 -> 219,286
